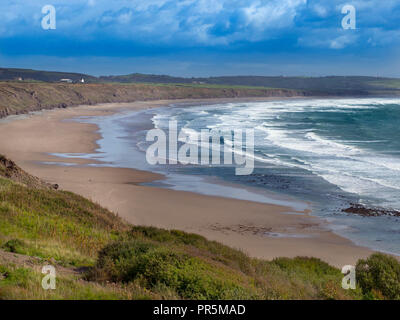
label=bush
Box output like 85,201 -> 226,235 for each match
356,253 -> 400,300
129,226 -> 253,274
272,257 -> 340,277
89,240 -> 257,299
2,239 -> 25,253
129,226 -> 206,246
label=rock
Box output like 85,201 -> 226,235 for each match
342,203 -> 400,217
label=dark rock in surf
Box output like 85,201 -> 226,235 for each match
342,203 -> 400,217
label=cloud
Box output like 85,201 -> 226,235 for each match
0,0 -> 307,44
0,0 -> 399,56
299,28 -> 359,50
329,35 -> 356,49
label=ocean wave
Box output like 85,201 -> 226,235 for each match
260,127 -> 361,157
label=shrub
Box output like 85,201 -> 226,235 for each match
129,226 -> 205,246
2,239 -> 26,253
356,253 -> 400,300
272,257 -> 340,278
129,226 -> 253,274
270,257 -> 350,299
89,240 -> 257,299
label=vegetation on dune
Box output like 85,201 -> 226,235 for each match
0,156 -> 126,267
86,228 -> 363,300
0,176 -> 126,266
356,253 -> 400,300
0,263 -> 144,300
89,240 -> 257,300
0,155 -> 399,300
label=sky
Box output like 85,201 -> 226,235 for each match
0,0 -> 399,77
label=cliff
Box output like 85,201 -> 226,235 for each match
0,82 -> 304,118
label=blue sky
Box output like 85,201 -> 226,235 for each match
1,0 -> 399,77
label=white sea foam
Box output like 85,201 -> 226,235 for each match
260,127 -> 361,157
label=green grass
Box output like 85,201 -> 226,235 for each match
0,177 -> 127,266
356,253 -> 400,299
368,79 -> 400,90
88,239 -> 260,299
0,263 -> 152,300
111,82 -> 279,90
83,226 -> 369,300
0,174 -> 398,300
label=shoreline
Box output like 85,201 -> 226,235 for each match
0,98 -> 375,267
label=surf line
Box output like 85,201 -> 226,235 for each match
145,120 -> 254,175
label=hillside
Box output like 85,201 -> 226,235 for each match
0,155 -> 398,300
0,82 -> 303,118
0,68 -> 96,83
1,68 -> 400,96
101,74 -> 400,95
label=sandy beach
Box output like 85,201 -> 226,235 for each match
0,99 -> 375,267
